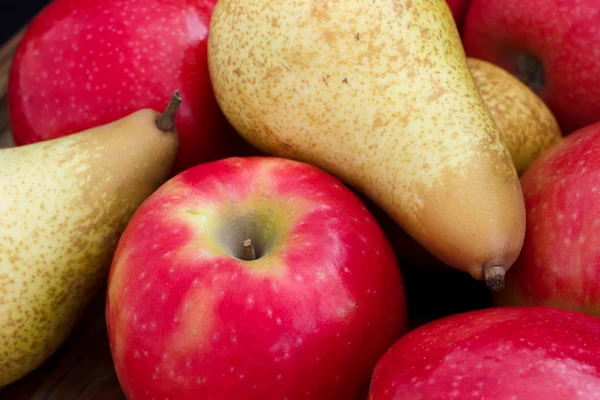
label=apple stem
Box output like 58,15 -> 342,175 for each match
484,263 -> 506,292
156,91 -> 182,132
243,239 -> 256,261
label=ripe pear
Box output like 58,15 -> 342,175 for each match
208,0 -> 526,289
0,93 -> 181,387
468,58 -> 563,175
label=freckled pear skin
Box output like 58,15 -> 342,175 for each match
0,95 -> 180,387
207,0 -> 527,286
467,58 -> 563,175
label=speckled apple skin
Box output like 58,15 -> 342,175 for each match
494,122 -> 600,316
0,108 -> 178,387
106,157 -> 408,400
467,58 -> 562,175
207,0 -> 526,281
369,306 -> 600,399
463,0 -> 600,135
7,0 -> 256,174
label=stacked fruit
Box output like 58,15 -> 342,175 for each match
1,0 -> 600,399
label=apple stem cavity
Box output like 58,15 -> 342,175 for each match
156,91 -> 182,132
243,239 -> 257,261
514,54 -> 545,94
484,263 -> 506,292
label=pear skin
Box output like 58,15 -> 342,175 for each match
208,0 -> 526,289
0,93 -> 181,387
468,58 -> 563,175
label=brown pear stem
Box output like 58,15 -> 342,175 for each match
484,263 -> 506,292
243,239 -> 256,261
156,91 -> 182,132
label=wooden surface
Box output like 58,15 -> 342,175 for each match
0,28 -> 126,400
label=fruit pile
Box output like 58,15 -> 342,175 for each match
2,0 -> 600,399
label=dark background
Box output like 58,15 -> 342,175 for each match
0,0 -> 50,44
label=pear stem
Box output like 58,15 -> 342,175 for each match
242,239 -> 256,261
484,263 -> 506,292
156,91 -> 182,132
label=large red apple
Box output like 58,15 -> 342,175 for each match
369,306 -> 600,399
106,156 -> 408,400
8,0 -> 257,174
494,122 -> 600,315
462,0 -> 600,134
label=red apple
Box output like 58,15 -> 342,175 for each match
8,0 -> 258,174
446,0 -> 470,30
106,156 -> 408,400
462,0 -> 600,134
494,122 -> 600,316
369,306 -> 600,399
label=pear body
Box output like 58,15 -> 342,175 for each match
467,58 -> 563,175
208,0 -> 526,283
0,108 -> 178,387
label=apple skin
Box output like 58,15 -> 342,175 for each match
105,156 -> 408,400
446,0 -> 471,29
8,0 -> 258,174
368,306 -> 600,399
494,122 -> 600,316
462,0 -> 600,134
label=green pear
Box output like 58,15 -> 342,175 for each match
208,0 -> 526,290
0,93 -> 181,387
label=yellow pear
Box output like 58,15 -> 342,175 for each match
0,93 -> 181,387
467,58 -> 563,175
208,0 -> 526,290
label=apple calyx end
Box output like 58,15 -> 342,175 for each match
156,91 -> 182,133
514,53 -> 545,94
242,239 -> 257,261
484,263 -> 506,292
